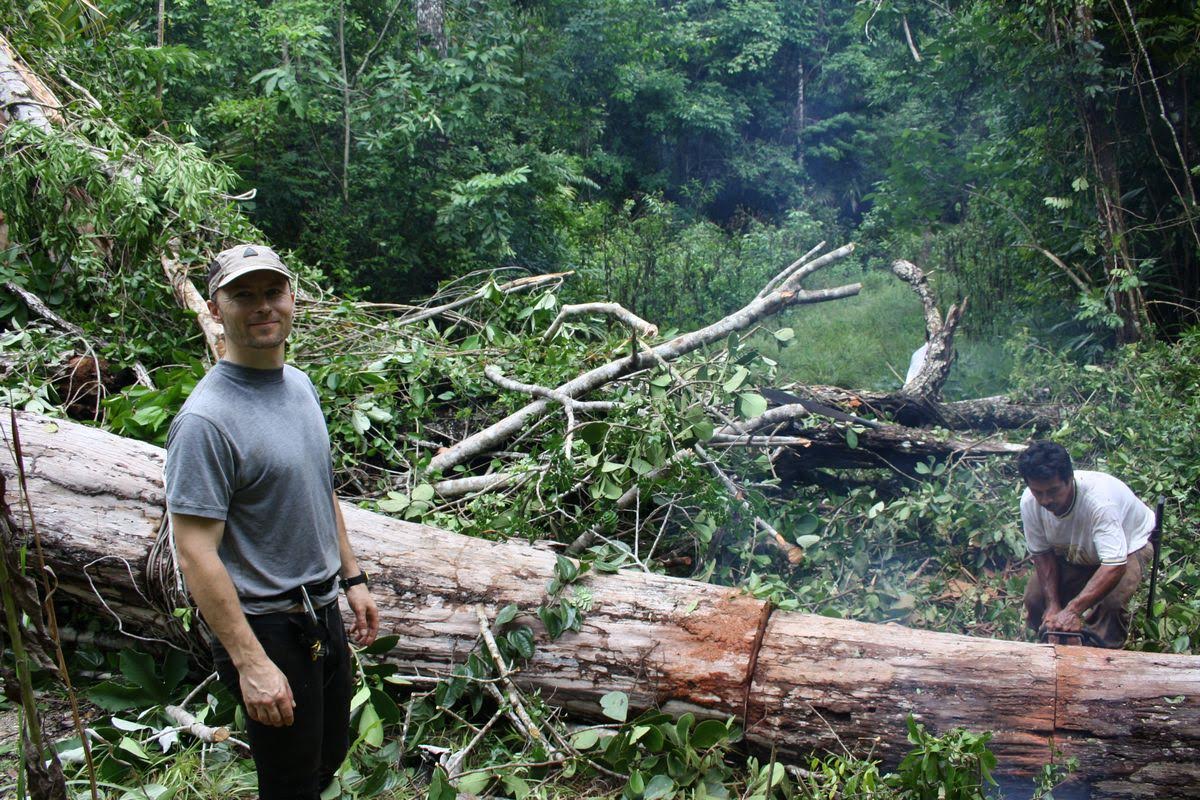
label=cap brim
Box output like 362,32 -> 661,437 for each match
211,263 -> 293,294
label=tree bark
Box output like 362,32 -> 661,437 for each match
415,0 -> 447,57
0,33 -> 62,131
794,384 -> 1065,432
2,411 -> 1197,797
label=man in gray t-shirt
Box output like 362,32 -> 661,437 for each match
165,244 -> 378,799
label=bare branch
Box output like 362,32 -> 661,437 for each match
484,365 -> 615,457
162,704 -> 230,744
395,272 -> 571,327
161,240 -> 222,362
4,282 -> 85,338
434,472 -> 518,498
427,244 -> 859,476
694,444 -> 803,564
543,302 -> 658,341
755,241 -> 826,300
902,16 -> 923,62
474,605 -> 557,755
891,259 -> 965,400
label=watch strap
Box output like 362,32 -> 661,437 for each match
339,572 -> 369,591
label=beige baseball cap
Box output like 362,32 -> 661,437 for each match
207,244 -> 294,296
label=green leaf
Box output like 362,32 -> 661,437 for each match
690,719 -> 729,749
572,729 -> 601,750
502,774 -> 531,799
793,512 -> 819,536
361,634 -> 400,655
773,327 -> 795,342
120,650 -> 166,703
578,421 -> 609,447
631,456 -> 654,476
554,555 -> 580,583
456,771 -> 490,796
845,427 -> 859,449
506,627 -> 535,660
351,409 -> 370,435
675,712 -> 695,744
411,483 -> 436,502
377,493 -> 410,513
364,405 -> 392,423
119,784 -> 174,800
162,649 -> 189,694
358,702 -> 383,747
494,604 -> 520,627
644,773 -> 677,800
118,736 -> 151,762
428,768 -> 456,800
722,366 -> 749,393
736,392 -> 767,420
87,680 -> 149,712
600,690 -> 629,722
600,475 -> 624,500
627,769 -> 645,795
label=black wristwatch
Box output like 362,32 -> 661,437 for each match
339,572 -> 369,591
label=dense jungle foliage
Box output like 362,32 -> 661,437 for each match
1,0 -> 1199,798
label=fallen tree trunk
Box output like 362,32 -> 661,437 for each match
793,384 -> 1066,432
2,411 -> 1197,797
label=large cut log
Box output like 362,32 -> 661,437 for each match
794,384 -> 1066,432
2,411 -> 1197,798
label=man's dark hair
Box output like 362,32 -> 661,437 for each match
1017,440 -> 1073,483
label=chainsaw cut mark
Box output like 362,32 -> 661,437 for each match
741,600 -> 775,725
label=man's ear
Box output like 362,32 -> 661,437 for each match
207,297 -> 222,324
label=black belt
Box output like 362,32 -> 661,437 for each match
245,574 -> 338,607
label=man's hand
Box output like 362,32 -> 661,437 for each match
240,659 -> 296,727
347,584 -> 379,646
1043,607 -> 1084,633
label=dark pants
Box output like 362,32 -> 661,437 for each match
1024,544 -> 1153,648
213,600 -> 354,800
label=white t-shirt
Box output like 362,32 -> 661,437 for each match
1021,470 -> 1154,566
905,343 -> 929,384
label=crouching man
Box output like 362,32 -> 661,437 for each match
165,244 -> 378,799
1018,440 -> 1153,648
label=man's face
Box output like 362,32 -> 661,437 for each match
1025,475 -> 1074,516
209,270 -> 295,353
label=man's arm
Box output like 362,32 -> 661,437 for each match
1032,551 -> 1062,612
172,513 -> 296,727
332,493 -> 379,646
1043,564 -> 1124,633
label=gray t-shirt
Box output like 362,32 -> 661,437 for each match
164,361 -> 340,614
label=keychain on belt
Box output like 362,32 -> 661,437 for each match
299,585 -> 328,661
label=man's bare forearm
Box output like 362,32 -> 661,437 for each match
332,493 -> 363,579
172,514 -> 269,670
1064,564 -> 1124,617
1032,551 -> 1062,610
